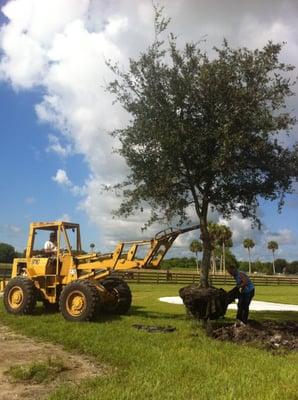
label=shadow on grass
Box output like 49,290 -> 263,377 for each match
33,304 -> 124,323
129,305 -> 187,321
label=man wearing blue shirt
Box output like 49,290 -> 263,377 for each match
227,266 -> 255,325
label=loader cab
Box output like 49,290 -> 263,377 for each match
26,221 -> 82,258
24,221 -> 82,277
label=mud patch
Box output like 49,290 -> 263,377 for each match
0,324 -> 106,400
132,324 -> 176,333
212,320 -> 298,352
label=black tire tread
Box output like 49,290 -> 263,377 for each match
3,276 -> 37,315
59,280 -> 99,322
101,277 -> 132,315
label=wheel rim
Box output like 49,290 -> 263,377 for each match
65,291 -> 87,317
8,286 -> 24,309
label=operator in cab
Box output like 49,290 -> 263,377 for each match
44,232 -> 58,253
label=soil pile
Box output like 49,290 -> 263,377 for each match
179,285 -> 239,320
212,320 -> 298,352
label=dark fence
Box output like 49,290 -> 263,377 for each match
0,269 -> 12,278
118,269 -> 298,286
1,269 -> 298,291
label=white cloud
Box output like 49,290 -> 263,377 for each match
52,168 -> 71,186
0,0 -> 91,88
1,0 -> 298,256
47,134 -> 72,157
57,213 -> 71,222
219,215 -> 255,247
52,168 -> 83,196
266,228 -> 297,246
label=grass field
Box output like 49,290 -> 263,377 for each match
0,284 -> 297,400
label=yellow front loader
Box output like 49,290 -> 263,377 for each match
3,221 -> 199,322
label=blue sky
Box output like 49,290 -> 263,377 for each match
0,81 -> 96,250
0,0 -> 298,261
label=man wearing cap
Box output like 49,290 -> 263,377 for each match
44,232 -> 58,253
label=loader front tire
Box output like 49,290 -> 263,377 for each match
101,277 -> 132,315
59,280 -> 99,322
4,277 -> 37,315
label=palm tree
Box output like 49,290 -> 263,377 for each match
217,225 -> 233,274
208,222 -> 220,274
90,243 -> 95,252
267,241 -> 278,275
189,240 -> 203,274
243,238 -> 255,274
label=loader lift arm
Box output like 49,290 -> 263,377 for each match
109,224 -> 200,271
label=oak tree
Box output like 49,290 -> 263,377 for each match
107,9 -> 297,287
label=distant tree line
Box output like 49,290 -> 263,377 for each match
186,222 -> 294,275
238,258 -> 298,275
1,240 -> 297,275
0,243 -> 22,263
161,256 -> 298,275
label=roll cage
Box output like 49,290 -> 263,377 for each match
26,221 -> 82,258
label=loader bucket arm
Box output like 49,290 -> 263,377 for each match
79,224 -> 200,274
137,224 -> 200,269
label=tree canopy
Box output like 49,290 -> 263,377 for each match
243,239 -> 255,250
0,242 -> 16,263
189,240 -> 203,255
107,8 -> 297,287
267,240 -> 278,253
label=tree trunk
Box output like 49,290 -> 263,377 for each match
199,216 -> 211,288
222,242 -> 226,275
272,251 -> 276,275
248,248 -> 251,274
195,251 -> 199,275
211,250 -> 216,274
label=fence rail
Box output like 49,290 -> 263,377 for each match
119,270 -> 298,286
1,270 -> 298,292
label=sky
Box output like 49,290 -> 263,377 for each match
0,0 -> 298,262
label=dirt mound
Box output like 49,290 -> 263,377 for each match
212,320 -> 298,352
179,285 -> 239,320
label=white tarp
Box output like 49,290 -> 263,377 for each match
159,297 -> 298,311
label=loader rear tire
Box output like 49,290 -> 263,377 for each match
101,277 -> 132,315
3,277 -> 37,315
59,280 -> 99,322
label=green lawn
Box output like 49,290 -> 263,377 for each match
0,284 -> 297,400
